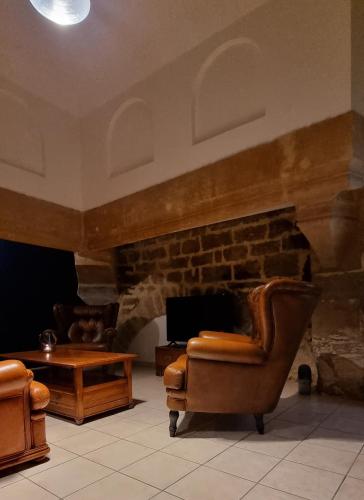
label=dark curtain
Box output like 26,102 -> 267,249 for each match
0,239 -> 80,352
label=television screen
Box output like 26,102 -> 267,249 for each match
166,294 -> 236,343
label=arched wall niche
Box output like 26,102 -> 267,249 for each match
106,97 -> 154,178
192,38 -> 266,144
0,89 -> 45,176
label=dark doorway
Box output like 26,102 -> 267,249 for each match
0,239 -> 80,352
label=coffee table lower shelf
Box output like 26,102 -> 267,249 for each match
45,377 -> 131,424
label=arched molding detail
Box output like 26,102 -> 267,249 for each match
106,97 -> 154,178
192,38 -> 266,144
0,89 -> 45,176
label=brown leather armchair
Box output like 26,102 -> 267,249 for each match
53,303 -> 119,351
0,360 -> 50,470
164,279 -> 320,436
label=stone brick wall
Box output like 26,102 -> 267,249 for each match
114,208 -> 310,352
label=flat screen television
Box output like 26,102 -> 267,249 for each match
166,294 -> 236,344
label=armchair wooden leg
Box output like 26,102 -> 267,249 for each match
254,414 -> 264,434
169,410 -> 179,437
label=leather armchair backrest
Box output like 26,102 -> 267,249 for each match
249,279 -> 320,410
248,279 -> 319,354
53,303 -> 119,344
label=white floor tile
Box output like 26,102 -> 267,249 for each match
206,446 -> 279,482
0,472 -> 23,488
243,484 -> 305,500
162,435 -> 229,464
286,441 -> 357,474
65,471 -> 159,499
235,433 -> 300,459
97,419 -> 153,438
304,426 -> 364,453
334,476 -> 364,500
333,403 -> 364,422
85,439 -> 155,470
46,420 -> 89,442
185,426 -> 249,445
54,429 -> 118,455
151,493 -> 180,500
261,459 -> 344,500
321,414 -> 364,437
167,465 -> 254,500
122,451 -> 198,489
278,406 -> 327,425
292,396 -> 341,415
265,418 -> 317,440
124,408 -> 170,425
20,444 -> 77,477
172,414 -> 217,435
30,457 -> 112,497
85,411 -> 133,429
126,425 -> 182,450
46,415 -> 64,427
349,454 -> 364,480
4,367 -> 362,500
138,398 -> 166,410
0,478 -> 58,499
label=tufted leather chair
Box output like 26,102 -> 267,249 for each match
0,360 -> 50,470
164,279 -> 320,436
53,303 -> 119,351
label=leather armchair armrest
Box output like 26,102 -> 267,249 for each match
164,354 -> 187,390
0,360 -> 30,396
30,381 -> 50,411
187,337 -> 266,365
199,331 -> 253,343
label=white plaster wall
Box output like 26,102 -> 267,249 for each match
127,316 -> 167,363
0,78 -> 82,210
81,0 -> 351,210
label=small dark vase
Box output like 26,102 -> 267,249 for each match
39,329 -> 57,353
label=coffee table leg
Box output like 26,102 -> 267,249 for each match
73,367 -> 84,425
124,360 -> 134,408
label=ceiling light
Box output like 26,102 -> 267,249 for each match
29,0 -> 90,26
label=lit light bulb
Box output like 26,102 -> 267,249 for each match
29,0 -> 90,26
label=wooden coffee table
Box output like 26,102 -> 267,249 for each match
0,349 -> 137,424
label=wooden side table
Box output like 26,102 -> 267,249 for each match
155,345 -> 186,376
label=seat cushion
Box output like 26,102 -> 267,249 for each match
164,354 -> 187,390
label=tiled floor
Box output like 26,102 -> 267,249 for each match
2,366 -> 364,499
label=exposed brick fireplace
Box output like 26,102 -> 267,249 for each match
114,207 -> 312,379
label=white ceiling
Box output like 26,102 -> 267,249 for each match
0,0 -> 268,116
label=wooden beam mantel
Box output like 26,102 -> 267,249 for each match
83,112 -> 364,251
1,112 -> 363,253
0,187 -> 81,251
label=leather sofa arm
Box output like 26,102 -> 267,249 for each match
199,331 -> 254,343
187,337 -> 266,365
30,381 -> 50,411
0,360 -> 30,396
164,354 -> 187,390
